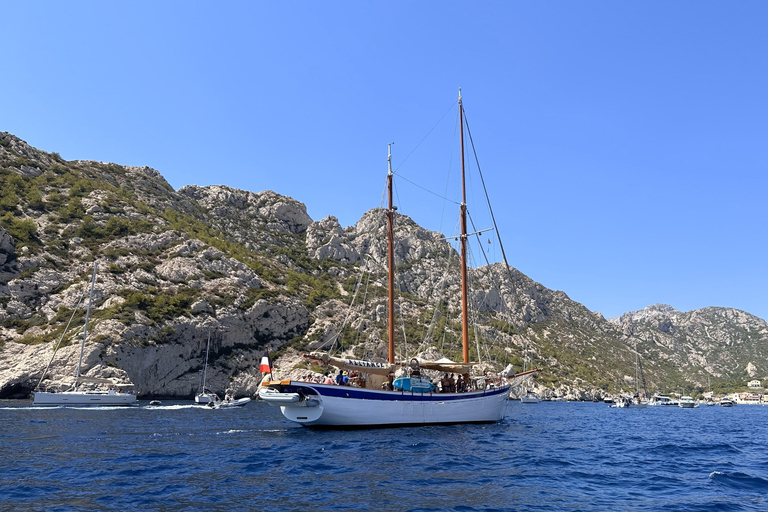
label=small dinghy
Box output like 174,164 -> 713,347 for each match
209,394 -> 251,409
149,400 -> 162,406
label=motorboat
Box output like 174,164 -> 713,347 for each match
210,396 -> 251,409
649,394 -> 678,406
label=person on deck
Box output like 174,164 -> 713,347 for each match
440,374 -> 450,393
385,373 -> 395,391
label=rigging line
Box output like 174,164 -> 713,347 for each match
467,210 -> 494,269
438,106 -> 461,236
326,252 -> 372,355
463,108 -> 523,330
393,100 -> 456,173
423,246 -> 455,346
465,244 -> 486,366
393,172 -> 460,205
36,294 -> 86,391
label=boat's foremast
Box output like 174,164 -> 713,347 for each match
386,143 -> 396,364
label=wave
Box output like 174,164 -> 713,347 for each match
709,471 -> 768,492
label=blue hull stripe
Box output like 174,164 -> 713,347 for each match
282,382 -> 510,402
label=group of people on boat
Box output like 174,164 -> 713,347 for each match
296,371 -> 366,387
293,367 -> 508,393
439,373 -> 471,393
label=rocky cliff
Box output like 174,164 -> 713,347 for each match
1,131 -> 767,400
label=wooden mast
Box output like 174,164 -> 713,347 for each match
459,89 -> 470,364
386,143 -> 396,364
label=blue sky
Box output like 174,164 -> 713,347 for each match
3,2 -> 767,321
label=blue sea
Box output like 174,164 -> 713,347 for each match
1,400 -> 767,512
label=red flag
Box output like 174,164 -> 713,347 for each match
260,350 -> 272,374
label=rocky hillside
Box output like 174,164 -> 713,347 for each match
1,131 -> 767,400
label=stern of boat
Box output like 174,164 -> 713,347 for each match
259,381 -> 324,424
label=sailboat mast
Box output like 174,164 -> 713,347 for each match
635,341 -> 639,396
74,263 -> 98,391
201,330 -> 211,391
459,90 -> 470,364
386,143 -> 396,364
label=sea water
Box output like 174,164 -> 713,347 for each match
1,400 -> 767,511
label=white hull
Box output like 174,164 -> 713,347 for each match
33,391 -> 137,406
195,393 -> 217,404
521,396 -> 541,404
214,397 -> 251,409
261,382 -> 509,427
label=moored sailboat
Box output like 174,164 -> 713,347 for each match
195,331 -> 218,404
259,92 -> 512,427
614,340 -> 647,408
33,264 -> 136,406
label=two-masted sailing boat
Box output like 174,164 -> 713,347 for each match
33,264 -> 136,406
259,92 -> 511,427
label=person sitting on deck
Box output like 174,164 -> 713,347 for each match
323,373 -> 335,385
336,371 -> 349,386
448,374 -> 456,393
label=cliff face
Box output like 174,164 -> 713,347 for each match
611,304 -> 768,382
1,131 -> 766,400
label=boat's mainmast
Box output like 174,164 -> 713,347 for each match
386,143 -> 396,364
459,90 -> 470,364
74,263 -> 98,391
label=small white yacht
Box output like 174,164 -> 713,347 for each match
521,390 -> 542,404
678,396 -> 698,408
650,394 -> 678,406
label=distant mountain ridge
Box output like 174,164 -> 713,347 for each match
1,131 -> 767,399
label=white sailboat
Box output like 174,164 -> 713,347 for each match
614,340 -> 647,408
195,331 -> 218,404
33,264 -> 136,406
259,92 -> 511,427
519,343 -> 541,403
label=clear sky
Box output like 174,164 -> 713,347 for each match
3,2 -> 767,321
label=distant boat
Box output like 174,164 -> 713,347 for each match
614,395 -> 647,408
521,390 -> 542,404
209,395 -> 251,409
519,342 -> 541,404
33,264 -> 136,406
195,331 -> 218,404
614,340 -> 648,408
678,396 -> 698,408
719,398 -> 736,407
649,394 -> 678,406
